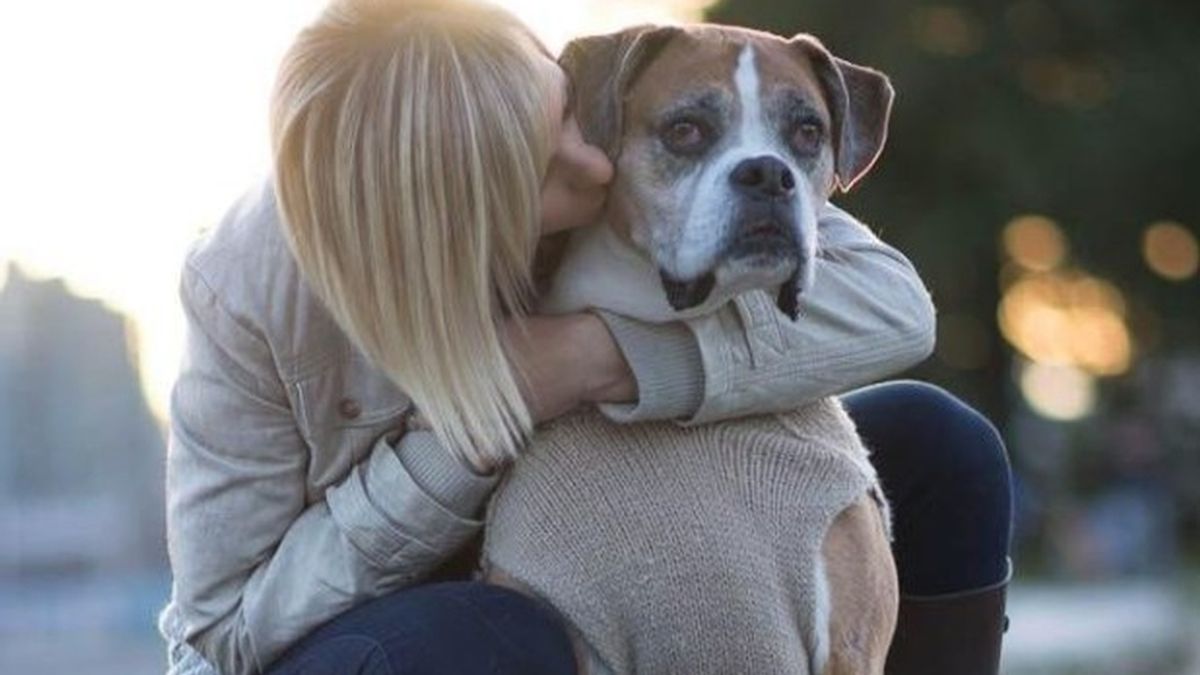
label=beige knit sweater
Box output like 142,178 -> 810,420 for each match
482,397 -> 888,675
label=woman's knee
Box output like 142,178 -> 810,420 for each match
846,380 -> 1014,594
900,381 -> 1013,546
844,381 -> 1012,590
850,379 -> 1011,495
903,381 -> 1007,480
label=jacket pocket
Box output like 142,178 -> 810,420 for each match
291,350 -> 412,491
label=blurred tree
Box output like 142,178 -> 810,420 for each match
705,0 -> 1200,571
706,0 -> 1200,419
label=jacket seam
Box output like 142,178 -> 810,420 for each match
729,324 -> 935,389
184,259 -> 289,399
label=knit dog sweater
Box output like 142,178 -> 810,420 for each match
482,397 -> 889,675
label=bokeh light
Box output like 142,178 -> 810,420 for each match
1002,214 -> 1068,272
998,212 -> 1135,382
1142,221 -> 1199,282
910,5 -> 983,57
1019,361 -> 1097,421
999,271 -> 1132,376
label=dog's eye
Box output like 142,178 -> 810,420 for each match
791,121 -> 824,155
662,120 -> 708,154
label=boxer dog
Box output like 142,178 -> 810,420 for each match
484,24 -> 898,674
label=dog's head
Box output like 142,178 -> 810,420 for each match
560,25 -> 893,319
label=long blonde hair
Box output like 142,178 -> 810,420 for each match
271,0 -> 558,467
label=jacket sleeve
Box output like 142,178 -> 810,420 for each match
166,262 -> 496,674
595,202 -> 936,425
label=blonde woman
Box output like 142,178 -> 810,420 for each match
159,0 -> 1012,673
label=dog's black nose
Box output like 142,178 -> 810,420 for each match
730,156 -> 796,200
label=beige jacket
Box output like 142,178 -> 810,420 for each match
158,177 -> 935,674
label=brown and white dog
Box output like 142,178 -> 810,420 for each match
487,23 -> 898,674
540,23 -> 893,323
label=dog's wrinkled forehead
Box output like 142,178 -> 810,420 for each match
628,29 -> 832,146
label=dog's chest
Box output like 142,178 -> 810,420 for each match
482,399 -> 877,674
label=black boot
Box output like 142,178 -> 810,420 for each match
884,563 -> 1012,675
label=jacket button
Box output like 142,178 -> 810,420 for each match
338,397 -> 362,420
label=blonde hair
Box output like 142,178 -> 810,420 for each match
271,0 -> 559,467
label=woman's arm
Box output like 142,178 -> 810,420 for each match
591,202 -> 936,424
165,264 -> 498,674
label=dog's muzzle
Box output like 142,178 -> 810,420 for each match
657,156 -> 810,320
728,213 -> 806,321
658,211 -> 806,319
729,156 -> 808,320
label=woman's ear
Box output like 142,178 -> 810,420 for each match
790,34 -> 895,192
558,25 -> 682,158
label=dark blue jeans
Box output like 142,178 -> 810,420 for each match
267,582 -> 576,675
842,380 -> 1013,596
269,380 -> 1013,673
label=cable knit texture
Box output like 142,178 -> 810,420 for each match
483,396 -> 888,675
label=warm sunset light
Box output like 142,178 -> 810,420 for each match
997,210 -> 1135,391
1142,220 -> 1199,282
0,0 -> 704,425
5,2 -> 1199,673
1019,361 -> 1097,421
998,271 -> 1132,377
1002,214 -> 1068,272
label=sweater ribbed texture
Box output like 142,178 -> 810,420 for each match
392,430 -> 499,519
483,397 -> 886,675
592,310 -> 706,422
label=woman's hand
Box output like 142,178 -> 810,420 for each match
503,312 -> 636,424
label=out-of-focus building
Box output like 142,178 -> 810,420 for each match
0,261 -> 166,577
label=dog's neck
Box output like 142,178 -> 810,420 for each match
539,222 -> 742,322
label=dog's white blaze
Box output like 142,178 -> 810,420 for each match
668,44 -> 817,289
811,554 -> 832,675
734,45 -> 775,155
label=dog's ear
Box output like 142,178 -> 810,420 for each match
559,25 -> 683,158
791,34 -> 894,192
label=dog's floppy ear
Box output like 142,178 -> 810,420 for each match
559,25 -> 683,158
791,34 -> 894,192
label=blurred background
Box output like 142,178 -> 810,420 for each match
0,0 -> 1196,673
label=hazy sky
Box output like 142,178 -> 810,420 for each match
0,0 -> 706,424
